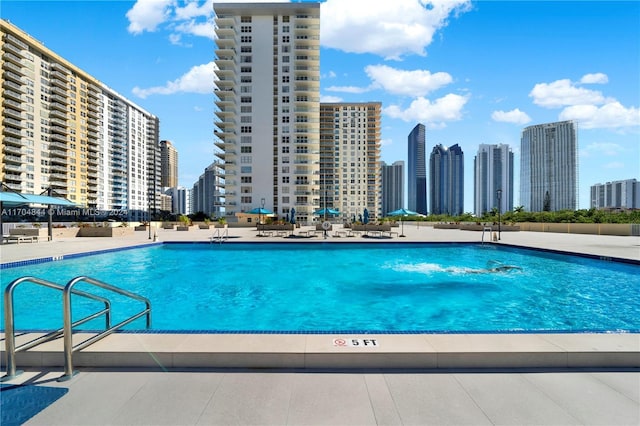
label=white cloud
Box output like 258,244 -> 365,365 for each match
380,138 -> 393,147
325,85 -> 371,94
384,93 -> 469,126
175,0 -> 213,20
560,102 -> 640,129
529,79 -> 606,108
174,19 -> 216,40
321,0 -> 472,60
126,0 -> 175,34
365,65 -> 452,96
580,73 -> 608,84
491,108 -> 531,125
320,95 -> 343,103
132,61 -> 216,98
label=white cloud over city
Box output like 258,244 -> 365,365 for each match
529,74 -> 640,130
491,108 -> 531,125
132,61 -> 216,98
384,94 -> 469,127
320,0 -> 472,60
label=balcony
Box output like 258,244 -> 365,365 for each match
2,52 -> 22,66
3,127 -> 22,138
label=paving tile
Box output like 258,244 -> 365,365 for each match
383,373 -> 492,425
454,372 -> 580,425
287,373 -> 378,425
197,372 -> 294,425
111,371 -> 222,425
523,372 -> 640,426
363,374 -> 403,425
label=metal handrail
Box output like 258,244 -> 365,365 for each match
210,228 -> 228,244
2,276 -> 111,381
60,276 -> 151,381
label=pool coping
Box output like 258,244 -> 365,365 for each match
2,332 -> 639,370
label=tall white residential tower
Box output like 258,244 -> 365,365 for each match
520,121 -> 577,211
213,2 -> 321,223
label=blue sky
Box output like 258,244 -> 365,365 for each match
3,0 -> 639,212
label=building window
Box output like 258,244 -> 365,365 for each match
241,126 -> 252,133
241,176 -> 252,183
241,146 -> 252,153
241,96 -> 252,103
240,36 -> 252,43
241,16 -> 252,23
241,156 -> 252,164
241,26 -> 252,33
241,166 -> 252,173
241,196 -> 252,204
282,176 -> 290,183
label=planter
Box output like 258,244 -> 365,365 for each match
176,226 -> 190,231
77,227 -> 134,237
198,224 -> 211,229
134,225 -> 148,231
162,224 -> 175,230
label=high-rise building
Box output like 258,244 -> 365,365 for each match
160,140 -> 178,188
213,2 -> 321,223
319,102 -> 381,221
0,19 -> 160,221
191,162 -> 220,217
407,123 -> 427,214
165,186 -> 190,215
381,161 -> 404,215
520,120 -> 578,212
429,144 -> 464,216
473,144 -> 514,216
591,179 -> 639,210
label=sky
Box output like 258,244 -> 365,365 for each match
3,0 -> 639,212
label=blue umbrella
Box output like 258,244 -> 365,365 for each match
387,208 -> 420,237
363,208 -> 369,225
358,214 -> 363,223
248,207 -> 272,215
290,207 -> 296,225
314,208 -> 340,216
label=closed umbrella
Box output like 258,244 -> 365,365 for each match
363,208 -> 369,224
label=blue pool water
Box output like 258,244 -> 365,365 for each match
2,243 -> 639,333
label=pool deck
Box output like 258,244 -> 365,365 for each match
1,225 -> 639,425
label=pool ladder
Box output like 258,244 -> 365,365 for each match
2,275 -> 151,382
481,226 -> 495,245
209,227 -> 228,244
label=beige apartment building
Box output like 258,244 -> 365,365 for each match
160,139 -> 178,188
0,19 -> 160,221
319,102 -> 382,221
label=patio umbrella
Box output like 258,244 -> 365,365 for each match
313,208 -> 340,216
290,207 -> 296,225
247,207 -> 272,215
363,208 -> 369,225
387,208 -> 420,237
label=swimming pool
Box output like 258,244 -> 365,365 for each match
2,243 -> 639,333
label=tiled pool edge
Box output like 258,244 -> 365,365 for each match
0,242 -> 161,269
2,332 -> 639,370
